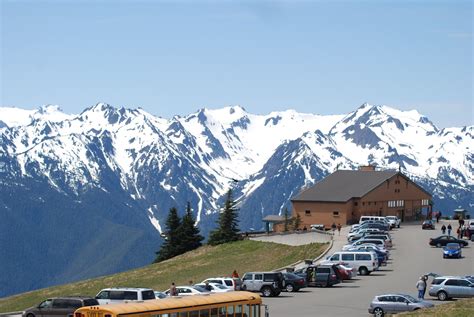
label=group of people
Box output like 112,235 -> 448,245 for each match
168,270 -> 240,296
440,218 -> 470,239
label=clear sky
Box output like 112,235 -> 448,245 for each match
1,0 -> 472,127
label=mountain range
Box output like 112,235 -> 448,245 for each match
0,102 -> 472,297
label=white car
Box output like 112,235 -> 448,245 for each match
95,288 -> 156,304
194,283 -> 233,293
164,286 -> 210,296
386,216 -> 401,228
342,238 -> 387,251
321,251 -> 379,275
202,277 -> 242,290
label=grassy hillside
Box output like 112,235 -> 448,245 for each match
0,240 -> 326,313
396,299 -> 474,316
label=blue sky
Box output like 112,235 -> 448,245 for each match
1,0 -> 472,127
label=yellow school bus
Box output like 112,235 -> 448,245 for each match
74,292 -> 265,317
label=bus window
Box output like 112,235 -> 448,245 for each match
218,307 -> 226,317
252,305 -> 260,317
235,305 -> 243,317
243,305 -> 250,317
188,311 -> 198,317
227,305 -> 234,317
179,312 -> 188,317
199,309 -> 210,317
210,308 -> 218,317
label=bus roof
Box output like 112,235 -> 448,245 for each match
77,292 -> 262,315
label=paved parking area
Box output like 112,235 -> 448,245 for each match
263,220 -> 474,317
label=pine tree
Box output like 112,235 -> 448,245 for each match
283,208 -> 291,232
154,207 -> 182,262
293,213 -> 302,231
179,202 -> 204,253
208,189 -> 241,246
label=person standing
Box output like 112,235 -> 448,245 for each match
422,275 -> 428,298
416,276 -> 426,299
232,270 -> 239,278
447,224 -> 452,236
331,222 -> 337,235
170,282 -> 177,296
441,224 -> 446,235
337,223 -> 342,236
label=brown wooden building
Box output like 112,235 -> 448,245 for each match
291,166 -> 432,229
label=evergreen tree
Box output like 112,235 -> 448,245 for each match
283,208 -> 291,232
179,202 -> 204,253
293,213 -> 302,231
208,189 -> 241,246
154,207 -> 182,262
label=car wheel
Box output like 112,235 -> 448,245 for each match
373,307 -> 384,317
437,291 -> 448,301
27,314 -> 35,317
285,283 -> 295,292
359,267 -> 369,276
436,243 -> 442,247
261,286 -> 272,297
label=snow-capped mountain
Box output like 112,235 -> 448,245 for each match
0,102 -> 472,297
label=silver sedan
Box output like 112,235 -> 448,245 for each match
368,293 -> 434,316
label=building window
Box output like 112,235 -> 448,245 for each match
396,200 -> 404,207
354,202 -> 358,206
333,211 -> 339,217
388,201 -> 396,208
374,202 -> 377,205
362,202 -> 365,206
421,199 -> 429,206
305,210 -> 311,216
395,189 -> 400,193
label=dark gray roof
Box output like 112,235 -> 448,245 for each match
292,170 -> 399,202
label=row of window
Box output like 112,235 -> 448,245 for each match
149,304 -> 259,317
388,200 -> 404,208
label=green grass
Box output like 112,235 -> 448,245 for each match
395,299 -> 474,316
0,240 -> 327,313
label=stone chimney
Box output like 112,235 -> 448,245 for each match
359,165 -> 376,171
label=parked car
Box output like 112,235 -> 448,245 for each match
422,220 -> 436,230
443,243 -> 462,259
164,285 -> 210,296
305,264 -> 341,287
368,293 -> 434,316
194,283 -> 233,293
334,264 -> 354,280
343,238 -> 387,251
153,291 -> 167,299
282,272 -> 307,292
322,251 -> 379,275
241,272 -> 285,297
386,215 -> 401,228
95,288 -> 155,304
22,297 -> 98,317
202,277 -> 242,290
429,235 -> 469,247
429,276 -> 474,300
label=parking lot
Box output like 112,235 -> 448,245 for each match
263,220 -> 474,316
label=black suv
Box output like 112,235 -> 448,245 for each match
241,272 -> 285,297
22,297 -> 99,317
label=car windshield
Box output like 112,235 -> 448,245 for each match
284,273 -> 300,279
445,243 -> 460,249
193,286 -> 209,292
403,294 -> 419,303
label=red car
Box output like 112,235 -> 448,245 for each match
334,264 -> 353,280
